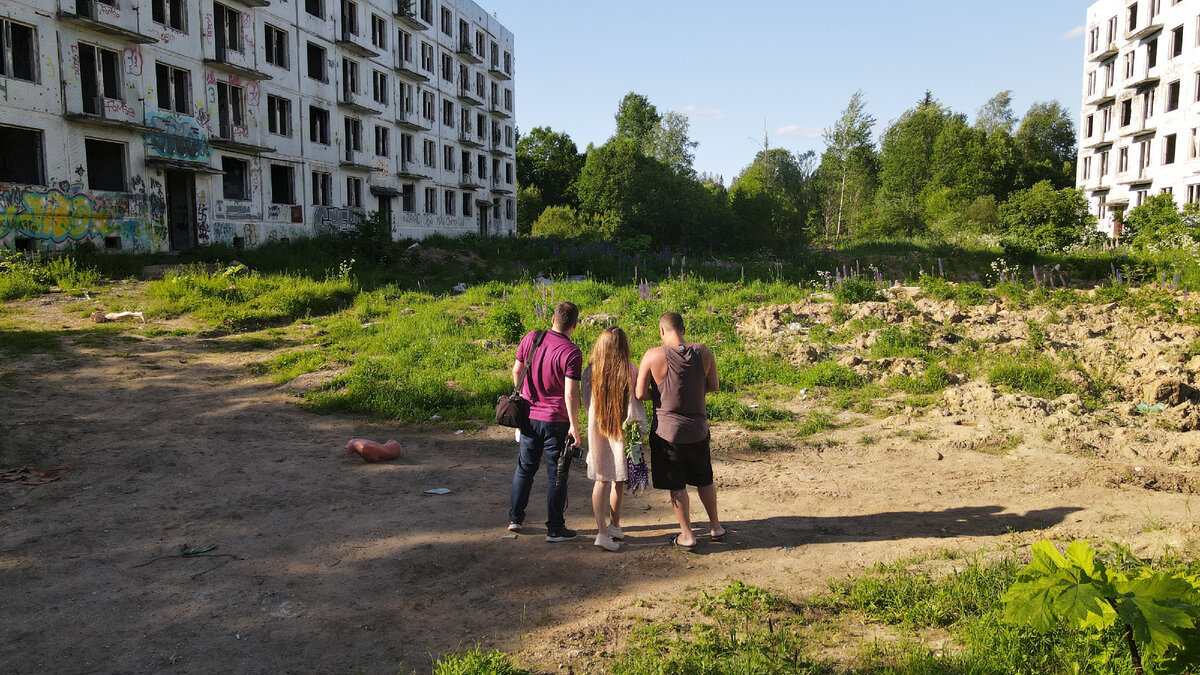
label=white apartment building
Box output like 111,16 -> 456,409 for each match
1079,0 -> 1200,237
0,0 -> 516,253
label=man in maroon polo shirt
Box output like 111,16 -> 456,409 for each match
507,301 -> 583,541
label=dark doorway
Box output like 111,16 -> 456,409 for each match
477,203 -> 488,236
165,170 -> 196,251
377,195 -> 393,237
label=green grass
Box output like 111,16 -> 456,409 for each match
0,328 -> 63,354
890,364 -> 951,395
433,647 -> 528,675
871,325 -> 936,360
987,352 -> 1076,399
796,410 -> 836,437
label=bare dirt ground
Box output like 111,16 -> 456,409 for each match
2,290 -> 1200,674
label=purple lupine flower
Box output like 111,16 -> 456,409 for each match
1032,265 -> 1040,286
502,289 -> 508,302
1111,262 -> 1118,281
1173,271 -> 1180,291
938,258 -> 944,278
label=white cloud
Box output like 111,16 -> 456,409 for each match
681,105 -> 725,122
775,125 -> 823,138
1062,24 -> 1085,40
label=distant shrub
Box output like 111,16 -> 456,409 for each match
987,352 -> 1074,399
487,304 -> 525,344
833,277 -> 881,303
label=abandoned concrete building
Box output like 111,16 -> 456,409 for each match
0,0 -> 516,253
1078,0 -> 1200,236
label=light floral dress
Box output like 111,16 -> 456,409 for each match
582,363 -> 648,482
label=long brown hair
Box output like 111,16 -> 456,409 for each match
588,326 -> 631,441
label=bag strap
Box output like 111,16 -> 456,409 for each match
514,330 -> 548,396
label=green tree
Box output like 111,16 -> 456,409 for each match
530,205 -> 617,241
818,90 -> 878,243
1123,193 -> 1200,249
975,89 -> 1016,136
648,111 -> 698,176
515,184 -> 544,236
871,92 -> 952,236
515,126 -> 584,208
730,148 -> 817,249
1015,101 -> 1077,189
999,181 -> 1096,254
613,92 -> 660,151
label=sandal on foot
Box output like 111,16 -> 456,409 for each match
669,534 -> 697,552
710,528 -> 728,542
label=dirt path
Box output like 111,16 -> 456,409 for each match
2,294 -> 1198,674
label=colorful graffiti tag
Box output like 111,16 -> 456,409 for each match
144,112 -> 211,162
0,181 -> 162,251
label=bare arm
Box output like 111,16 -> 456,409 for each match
511,360 -> 525,388
565,377 -> 581,446
635,349 -> 658,400
702,345 -> 719,393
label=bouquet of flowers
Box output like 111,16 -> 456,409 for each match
623,418 -> 648,493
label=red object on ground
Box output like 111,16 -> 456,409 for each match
345,438 -> 403,462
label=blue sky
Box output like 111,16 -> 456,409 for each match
488,0 -> 1093,183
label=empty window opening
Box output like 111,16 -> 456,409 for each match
0,125 -> 44,185
104,235 -> 122,250
151,0 -> 186,31
215,81 -> 244,139
1168,80 -> 1181,111
270,164 -> 295,204
312,171 -> 332,205
265,24 -> 288,69
213,3 -> 243,56
307,42 -> 327,81
305,0 -> 323,18
79,43 -> 121,115
267,95 -> 291,137
222,157 -> 248,199
84,138 -> 126,191
155,63 -> 191,114
310,105 -> 330,144
0,18 -> 37,82
1165,133 -> 1178,164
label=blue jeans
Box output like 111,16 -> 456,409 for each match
509,419 -> 569,529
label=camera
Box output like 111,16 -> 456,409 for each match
565,444 -> 586,460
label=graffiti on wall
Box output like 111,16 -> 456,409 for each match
313,206 -> 363,230
144,112 -> 212,162
196,189 -> 210,244
122,46 -> 143,76
0,181 -> 162,251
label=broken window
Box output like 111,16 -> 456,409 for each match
309,105 -> 329,144
151,0 -> 186,32
440,6 -> 452,36
370,14 -> 386,49
307,42 -> 326,81
1121,98 -> 1133,126
267,95 -> 291,137
421,90 -> 434,121
215,81 -> 244,139
265,24 -> 288,69
0,125 -> 43,184
399,132 -> 413,162
346,176 -> 363,208
1119,146 -> 1129,172
371,69 -> 387,105
344,117 -> 362,159
423,186 -> 436,214
419,0 -> 431,24
1128,3 -> 1139,32
462,192 -> 472,217
342,58 -> 359,95
85,138 -> 126,191
444,188 -> 455,215
340,0 -> 358,36
312,171 -> 331,205
305,0 -> 323,19
1147,38 -> 1158,69
78,43 -> 121,115
401,183 -> 414,212
1164,133 -> 1178,164
0,19 -> 36,83
1168,80 -> 1181,111
420,41 -> 433,73
222,157 -> 248,200
374,125 -> 388,156
422,138 -> 435,167
155,62 -> 191,114
270,164 -> 295,204
213,3 -> 243,56
443,144 -> 454,172
1172,25 -> 1184,58
443,98 -> 454,127
440,52 -> 452,82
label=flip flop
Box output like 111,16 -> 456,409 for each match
710,528 -> 728,542
669,534 -> 696,552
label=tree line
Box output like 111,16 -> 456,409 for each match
516,90 -> 1095,254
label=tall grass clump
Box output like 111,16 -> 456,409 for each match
987,352 -> 1075,399
433,647 -> 528,675
0,256 -> 48,300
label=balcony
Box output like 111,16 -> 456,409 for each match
488,61 -> 511,81
1127,22 -> 1163,42
1086,87 -> 1116,107
460,171 -> 486,190
393,58 -> 430,82
489,100 -> 511,120
396,158 -> 430,179
336,28 -> 381,58
457,40 -> 483,64
338,88 -> 384,116
224,0 -> 269,7
457,83 -> 484,106
1127,72 -> 1161,90
393,0 -> 429,30
59,0 -> 158,44
458,129 -> 484,148
203,47 -> 270,81
490,175 -> 512,194
395,108 -> 431,130
1089,43 -> 1120,62
64,97 -> 153,132
1120,123 -> 1156,138
1084,133 -> 1114,149
340,150 -> 374,172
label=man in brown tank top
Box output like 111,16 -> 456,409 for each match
635,311 -> 725,551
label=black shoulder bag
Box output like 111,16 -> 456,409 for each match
495,330 -> 547,428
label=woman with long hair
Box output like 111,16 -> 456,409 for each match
584,326 -> 647,552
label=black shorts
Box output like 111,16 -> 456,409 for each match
649,431 -> 713,491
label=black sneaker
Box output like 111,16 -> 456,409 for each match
546,527 -> 577,542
